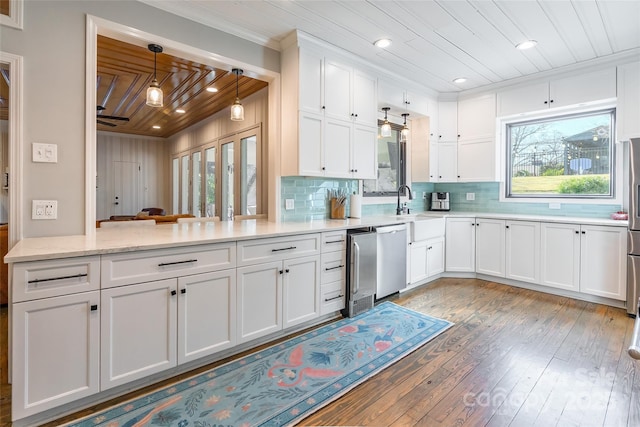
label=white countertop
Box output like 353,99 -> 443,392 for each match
6,212 -> 627,263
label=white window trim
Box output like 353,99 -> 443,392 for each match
497,101 -> 623,206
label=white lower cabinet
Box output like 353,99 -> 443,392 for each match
475,218 -> 505,277
445,217 -> 476,272
409,237 -> 445,286
320,231 -> 347,314
283,255 -> 321,328
101,279 -> 178,390
579,225 -> 626,300
178,270 -> 236,364
540,222 -> 581,291
505,220 -> 540,284
12,291 -> 100,420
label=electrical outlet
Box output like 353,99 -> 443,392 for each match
32,143 -> 58,163
32,200 -> 57,219
466,192 -> 475,201
422,192 -> 427,199
285,199 -> 295,210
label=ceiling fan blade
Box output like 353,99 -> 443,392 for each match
97,119 -> 117,127
97,115 -> 129,122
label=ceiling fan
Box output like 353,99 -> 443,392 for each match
96,105 -> 129,127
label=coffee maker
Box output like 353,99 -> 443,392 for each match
430,192 -> 450,211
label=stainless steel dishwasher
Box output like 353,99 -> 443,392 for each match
375,223 -> 408,299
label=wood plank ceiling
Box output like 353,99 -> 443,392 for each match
142,0 -> 640,93
97,35 -> 268,138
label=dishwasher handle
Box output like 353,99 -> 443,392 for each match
352,241 -> 360,295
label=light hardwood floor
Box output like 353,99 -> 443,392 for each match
1,278 -> 638,426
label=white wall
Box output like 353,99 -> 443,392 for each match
0,0 -> 279,238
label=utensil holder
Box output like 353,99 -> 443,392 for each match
330,198 -> 345,219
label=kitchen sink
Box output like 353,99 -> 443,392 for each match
409,215 -> 446,242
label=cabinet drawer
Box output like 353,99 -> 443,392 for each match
320,281 -> 345,315
13,256 -> 100,302
237,234 -> 320,266
321,250 -> 346,284
322,230 -> 346,253
102,243 -> 236,288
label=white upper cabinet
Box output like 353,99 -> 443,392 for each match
457,94 -> 496,141
299,49 -> 324,115
437,101 -> 458,141
497,68 -> 616,116
352,71 -> 378,124
324,59 -> 352,120
617,61 -> 640,142
377,78 -> 434,117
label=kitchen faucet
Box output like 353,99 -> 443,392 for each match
396,185 -> 414,215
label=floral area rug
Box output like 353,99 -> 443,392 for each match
68,301 -> 453,427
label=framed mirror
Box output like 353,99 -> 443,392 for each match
0,0 -> 23,30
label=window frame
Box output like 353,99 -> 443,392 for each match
498,103 -> 622,205
362,120 -> 409,200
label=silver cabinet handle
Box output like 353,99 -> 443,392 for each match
353,241 -> 360,295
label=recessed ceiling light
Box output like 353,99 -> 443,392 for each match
374,38 -> 392,48
206,87 -> 219,93
453,77 -> 467,84
515,40 -> 537,50
152,125 -> 161,129
175,109 -> 186,114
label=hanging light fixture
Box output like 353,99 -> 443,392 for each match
381,107 -> 392,137
401,113 -> 410,141
230,68 -> 244,121
146,44 -> 163,107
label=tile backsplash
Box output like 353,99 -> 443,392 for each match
280,178 -> 622,221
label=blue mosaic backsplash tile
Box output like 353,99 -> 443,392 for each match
280,178 -> 622,221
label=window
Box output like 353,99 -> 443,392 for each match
363,121 -> 406,197
172,124 -> 263,219
506,109 -> 615,199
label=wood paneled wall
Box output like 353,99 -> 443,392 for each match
96,133 -> 169,220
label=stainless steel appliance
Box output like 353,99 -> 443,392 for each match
376,223 -> 408,299
343,228 -> 377,317
430,192 -> 450,211
628,137 -> 640,316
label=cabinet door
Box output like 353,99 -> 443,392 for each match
377,78 -> 406,111
457,94 -> 496,140
505,220 -> 540,284
445,217 -> 476,272
426,237 -> 445,278
12,292 -> 100,420
457,138 -> 496,182
324,59 -> 351,121
283,255 -> 321,328
237,261 -> 282,343
352,71 -> 377,125
351,124 -> 377,179
299,49 -> 324,114
177,270 -> 236,364
428,140 -> 439,182
540,222 -> 580,292
437,101 -> 458,141
437,142 -> 458,182
475,219 -> 505,277
617,62 -> 640,142
409,240 -> 429,285
299,113 -> 324,176
101,279 -> 177,390
550,68 -> 616,109
497,82 -> 549,116
324,118 -> 352,178
580,225 -> 626,300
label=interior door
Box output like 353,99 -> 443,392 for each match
111,161 -> 140,216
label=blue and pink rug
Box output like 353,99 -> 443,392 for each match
68,301 -> 453,427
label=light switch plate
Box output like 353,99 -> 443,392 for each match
32,143 -> 58,163
466,192 -> 475,201
285,199 -> 295,210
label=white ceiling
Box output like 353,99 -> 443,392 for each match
142,0 -> 640,94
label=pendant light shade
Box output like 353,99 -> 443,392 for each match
381,107 -> 392,137
146,44 -> 163,108
401,113 -> 410,141
230,68 -> 245,121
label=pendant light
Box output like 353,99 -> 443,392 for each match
401,113 -> 410,141
146,44 -> 163,108
230,68 -> 244,121
381,107 -> 392,137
